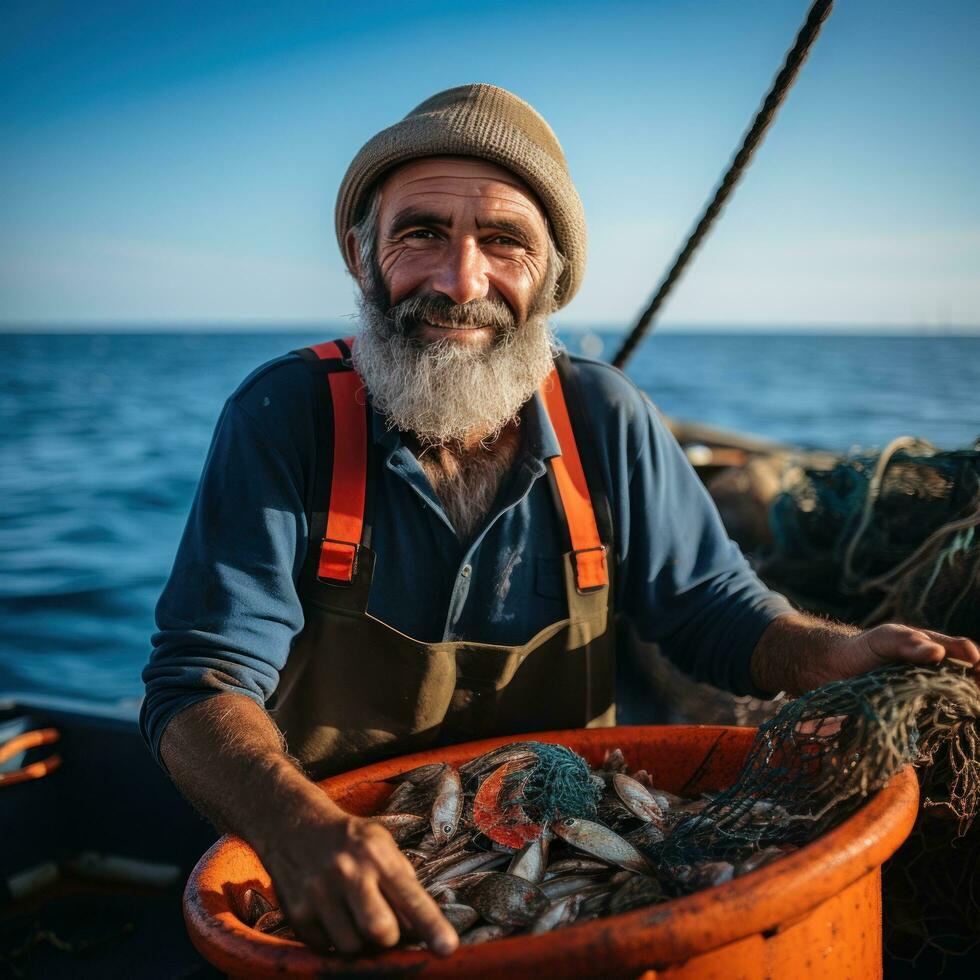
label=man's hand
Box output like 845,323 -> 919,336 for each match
159,694 -> 458,957
836,623 -> 979,680
257,806 -> 458,956
751,612 -> 980,695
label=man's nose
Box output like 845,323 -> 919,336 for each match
428,237 -> 489,305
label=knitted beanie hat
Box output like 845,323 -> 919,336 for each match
335,83 -> 586,309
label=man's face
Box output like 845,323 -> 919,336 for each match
349,156 -> 560,447
356,157 -> 552,350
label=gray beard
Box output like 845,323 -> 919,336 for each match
352,295 -> 560,447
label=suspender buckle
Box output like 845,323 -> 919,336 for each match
571,545 -> 608,594
317,537 -> 360,586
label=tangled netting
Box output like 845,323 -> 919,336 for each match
761,437 -> 980,637
752,439 -> 980,964
645,662 -> 980,964
501,742 -> 601,823
656,663 -> 978,862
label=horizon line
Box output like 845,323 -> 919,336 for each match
2,320 -> 979,337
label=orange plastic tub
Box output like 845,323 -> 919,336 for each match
183,725 -> 919,979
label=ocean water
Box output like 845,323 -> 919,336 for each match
1,330 -> 978,708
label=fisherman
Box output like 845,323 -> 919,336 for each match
141,84 -> 979,958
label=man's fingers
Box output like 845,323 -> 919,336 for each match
863,624 -> 938,664
285,897 -> 335,954
866,624 -> 980,668
902,630 -> 945,663
379,863 -> 458,956
344,872 -> 401,948
314,889 -> 363,956
918,629 -> 980,665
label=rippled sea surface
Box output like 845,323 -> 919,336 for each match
1,330 -> 978,706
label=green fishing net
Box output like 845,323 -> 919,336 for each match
501,742 -> 601,823
747,437 -> 980,966
762,438 -> 980,636
644,661 -> 980,964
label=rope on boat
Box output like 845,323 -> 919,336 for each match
612,0 -> 836,370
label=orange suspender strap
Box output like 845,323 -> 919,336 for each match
540,367 -> 609,593
307,338 -> 367,584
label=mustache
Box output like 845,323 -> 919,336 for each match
360,253 -> 519,339
389,293 -> 517,337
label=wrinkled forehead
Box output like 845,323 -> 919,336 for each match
377,156 -> 548,231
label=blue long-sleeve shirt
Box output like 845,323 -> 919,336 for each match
140,350 -> 793,764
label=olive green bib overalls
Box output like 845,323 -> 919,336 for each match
268,339 -> 616,780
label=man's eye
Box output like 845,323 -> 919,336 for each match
404,229 -> 436,240
491,235 -> 522,246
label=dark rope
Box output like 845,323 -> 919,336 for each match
612,0 -> 835,370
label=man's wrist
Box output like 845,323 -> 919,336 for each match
750,612 -> 859,696
247,756 -> 344,854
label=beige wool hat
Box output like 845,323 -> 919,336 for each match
335,83 -> 587,309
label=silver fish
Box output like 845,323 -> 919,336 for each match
432,886 -> 457,905
374,812 -> 428,844
608,873 -> 668,914
429,870 -> 496,894
458,743 -> 538,779
439,902 -> 480,934
629,768 -> 654,789
253,909 -> 286,934
383,780 -> 419,814
601,748 -> 627,772
431,768 -> 463,844
674,860 -> 735,889
386,762 -> 449,787
543,857 -> 611,879
529,894 -> 583,934
597,793 -> 635,829
666,797 -> 712,824
732,799 -> 791,828
422,850 -> 508,886
625,822 -> 665,848
553,816 -> 650,873
506,834 -> 550,884
463,873 -> 549,926
460,923 -> 512,945
411,830 -> 439,855
420,833 -> 470,865
613,773 -> 665,826
735,846 -> 787,877
652,787 -> 685,809
539,874 -> 607,901
579,888 -> 613,915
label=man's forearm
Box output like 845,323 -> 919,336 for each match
750,612 -> 860,696
158,691 -> 458,956
159,693 -> 341,853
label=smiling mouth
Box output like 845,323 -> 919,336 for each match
422,318 -> 489,332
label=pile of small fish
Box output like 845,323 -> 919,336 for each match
239,742 -> 793,948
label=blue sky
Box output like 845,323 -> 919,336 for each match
1,0 -> 978,330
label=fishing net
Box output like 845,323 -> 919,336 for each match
500,742 -> 601,823
761,437 -> 980,635
740,437 -> 980,967
641,661 -> 980,965
653,663 -> 978,862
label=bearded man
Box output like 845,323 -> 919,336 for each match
141,84 -> 979,957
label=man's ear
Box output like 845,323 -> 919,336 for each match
344,230 -> 363,281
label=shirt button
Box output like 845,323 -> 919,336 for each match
460,565 -> 471,578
